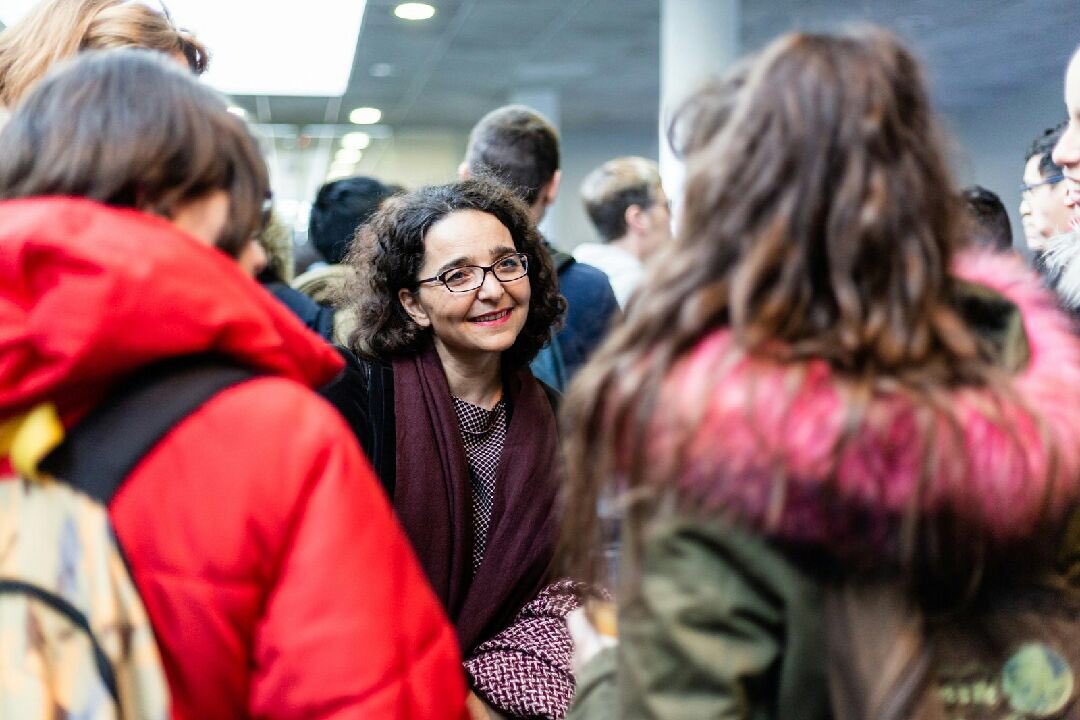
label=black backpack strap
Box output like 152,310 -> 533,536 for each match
40,356 -> 255,505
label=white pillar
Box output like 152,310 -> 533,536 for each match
660,0 -> 740,214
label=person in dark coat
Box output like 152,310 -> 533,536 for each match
322,178 -> 581,720
291,175 -> 397,342
459,105 -> 620,390
255,208 -> 336,339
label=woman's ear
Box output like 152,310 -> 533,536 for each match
398,287 -> 432,328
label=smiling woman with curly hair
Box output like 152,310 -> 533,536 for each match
323,178 -> 577,720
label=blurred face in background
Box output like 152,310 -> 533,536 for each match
236,240 -> 268,277
1020,155 -> 1070,250
638,185 -> 673,259
168,191 -> 267,277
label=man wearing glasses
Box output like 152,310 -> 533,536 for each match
1021,122 -> 1072,254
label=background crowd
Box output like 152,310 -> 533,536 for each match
1,1 -> 1080,719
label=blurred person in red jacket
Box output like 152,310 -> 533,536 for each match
0,48 -> 468,720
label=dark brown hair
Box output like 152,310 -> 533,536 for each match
1026,120 -> 1067,178
560,26 -> 1037,715
464,105 -> 560,206
343,178 -> 566,369
0,0 -> 208,108
0,48 -> 268,255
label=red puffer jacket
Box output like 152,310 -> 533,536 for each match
0,198 -> 468,720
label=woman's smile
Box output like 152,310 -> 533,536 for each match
469,307 -> 515,325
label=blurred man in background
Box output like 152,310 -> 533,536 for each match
576,157 -> 672,308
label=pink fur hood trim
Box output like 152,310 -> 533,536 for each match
657,252 -> 1080,551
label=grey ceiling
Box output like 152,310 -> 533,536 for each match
741,0 -> 1080,113
232,0 -> 660,130
229,0 -> 1078,131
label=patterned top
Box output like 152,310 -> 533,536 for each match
464,579 -> 583,719
451,396 -> 507,570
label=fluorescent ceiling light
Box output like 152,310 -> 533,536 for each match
394,3 -> 435,21
181,0 -> 367,96
227,106 -> 248,118
0,1 -> 368,97
342,132 -> 371,150
350,107 -> 382,125
0,1 -> 37,26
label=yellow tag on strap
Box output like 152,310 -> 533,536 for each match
0,403 -> 65,482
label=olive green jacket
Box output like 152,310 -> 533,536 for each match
567,264 -> 1080,720
569,517 -> 1080,720
569,518 -> 832,720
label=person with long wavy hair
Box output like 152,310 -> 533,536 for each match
562,27 -> 1080,720
321,179 -> 582,720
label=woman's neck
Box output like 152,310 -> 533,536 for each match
433,340 -> 503,409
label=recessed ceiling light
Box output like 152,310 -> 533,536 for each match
349,107 -> 382,125
335,148 -> 363,164
226,105 -> 247,118
394,3 -> 435,21
342,131 -> 371,150
370,63 -> 395,78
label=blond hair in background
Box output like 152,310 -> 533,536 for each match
258,209 -> 295,284
580,156 -> 662,243
0,0 -> 207,108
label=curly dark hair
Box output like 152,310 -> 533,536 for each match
343,178 -> 566,370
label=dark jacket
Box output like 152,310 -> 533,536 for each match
322,349 -> 574,719
555,256 -> 619,376
322,349 -> 559,496
321,350 -> 397,491
262,281 -> 336,340
531,246 -> 620,390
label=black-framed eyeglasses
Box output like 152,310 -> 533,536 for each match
416,253 -> 529,293
1021,174 -> 1065,194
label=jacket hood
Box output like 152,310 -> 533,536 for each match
0,198 -> 344,420
655,251 -> 1080,557
1038,229 -> 1080,310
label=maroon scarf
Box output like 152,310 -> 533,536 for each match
392,345 -> 559,653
